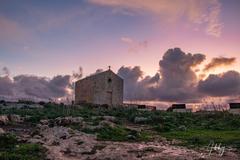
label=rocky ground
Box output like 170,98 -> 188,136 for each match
1,114 -> 239,160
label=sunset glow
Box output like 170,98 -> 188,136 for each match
0,0 -> 240,103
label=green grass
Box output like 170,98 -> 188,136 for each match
97,126 -> 152,141
1,103 -> 240,148
0,134 -> 17,151
1,103 -> 240,130
161,130 -> 240,148
0,134 -> 46,160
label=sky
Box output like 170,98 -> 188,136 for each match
0,0 -> 240,103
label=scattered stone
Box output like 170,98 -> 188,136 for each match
71,117 -> 84,124
134,117 -> 149,124
28,138 -> 44,144
36,124 -> 49,132
99,120 -> 115,128
103,116 -> 116,122
9,128 -> 26,133
127,135 -> 136,140
40,119 -> 49,125
178,125 -> 187,131
82,124 -> 102,132
33,135 -> 42,139
0,128 -> 5,134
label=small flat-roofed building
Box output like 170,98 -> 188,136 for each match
75,69 -> 123,106
137,104 -> 156,111
167,104 -> 191,113
229,103 -> 240,115
124,104 -> 156,111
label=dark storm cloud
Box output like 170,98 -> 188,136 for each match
159,48 -> 205,88
118,66 -> 143,84
0,67 -> 13,95
140,73 -> 160,87
203,57 -> 236,72
154,48 -> 205,102
138,73 -> 160,99
48,75 -> 72,97
198,71 -> 240,96
13,74 -> 71,99
0,76 -> 14,95
117,66 -> 160,100
117,48 -> 206,102
117,66 -> 143,100
0,66 -> 72,100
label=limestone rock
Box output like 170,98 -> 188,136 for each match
40,119 -> 49,125
0,115 -> 8,125
178,125 -> 187,131
134,117 -> 149,124
55,116 -> 83,126
26,125 -> 240,160
8,114 -> 23,123
0,128 -> 5,134
99,120 -> 115,128
103,116 -> 116,122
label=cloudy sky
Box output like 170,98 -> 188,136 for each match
0,0 -> 240,102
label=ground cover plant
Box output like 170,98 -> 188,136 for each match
1,102 -> 240,148
0,134 -> 46,160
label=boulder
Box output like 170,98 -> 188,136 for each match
99,120 -> 115,128
0,128 -> 5,134
0,115 -> 9,125
71,117 -> 84,124
40,119 -> 49,125
82,124 -> 102,132
55,116 -> 83,126
28,138 -> 44,144
127,134 -> 136,140
8,114 -> 23,123
177,125 -> 187,131
134,117 -> 149,124
33,135 -> 42,139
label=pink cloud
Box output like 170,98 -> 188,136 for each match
28,6 -> 88,32
89,0 -> 223,37
203,57 -> 236,72
121,36 -> 148,53
0,16 -> 26,41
